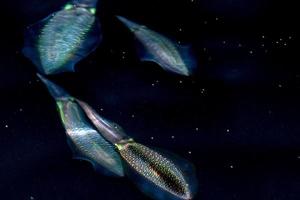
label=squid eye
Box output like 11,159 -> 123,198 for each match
89,8 -> 96,14
64,4 -> 73,10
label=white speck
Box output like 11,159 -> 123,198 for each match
151,83 -> 155,87
30,196 -> 34,200
171,136 -> 175,139
226,129 -> 230,133
262,35 -> 265,39
178,27 -> 183,32
5,125 -> 8,128
261,44 -> 265,47
229,165 -> 234,169
100,108 -> 104,111
200,88 -> 206,94
222,41 -> 226,45
188,151 -> 192,154
131,114 -> 135,118
150,136 -> 154,140
216,17 -> 219,21
278,84 -> 283,88
297,156 -> 300,159
19,108 -> 23,112
195,127 -> 199,131
284,43 -> 287,46
238,43 -> 242,48
179,80 -> 183,84
288,36 -> 292,40
249,50 -> 254,55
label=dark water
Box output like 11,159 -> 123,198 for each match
0,0 -> 299,199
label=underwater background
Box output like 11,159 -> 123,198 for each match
0,0 -> 299,199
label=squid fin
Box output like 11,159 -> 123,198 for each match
177,44 -> 197,74
22,14 -> 55,74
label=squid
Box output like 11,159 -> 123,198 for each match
79,100 -> 198,200
37,74 -> 124,177
23,0 -> 102,75
38,74 -> 198,200
116,16 -> 196,76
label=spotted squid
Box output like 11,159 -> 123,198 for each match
78,98 -> 198,200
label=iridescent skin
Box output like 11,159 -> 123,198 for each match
78,97 -> 197,200
57,99 -> 124,176
38,5 -> 96,74
37,74 -> 124,177
37,74 -> 197,199
116,140 -> 193,200
117,16 -> 193,76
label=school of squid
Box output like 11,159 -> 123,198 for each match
22,0 -> 198,199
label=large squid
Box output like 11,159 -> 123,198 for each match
38,74 -> 198,200
23,0 -> 102,75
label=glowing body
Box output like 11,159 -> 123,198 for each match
79,96 -> 197,200
37,74 -> 124,177
37,74 -> 197,199
23,2 -> 101,74
116,141 -> 193,200
117,16 -> 195,76
38,8 -> 95,74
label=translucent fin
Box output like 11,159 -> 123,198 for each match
177,44 -> 197,75
117,141 -> 197,200
23,9 -> 102,75
23,14 -> 54,74
70,18 -> 102,69
57,100 -> 125,177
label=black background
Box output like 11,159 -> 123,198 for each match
0,0 -> 299,199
